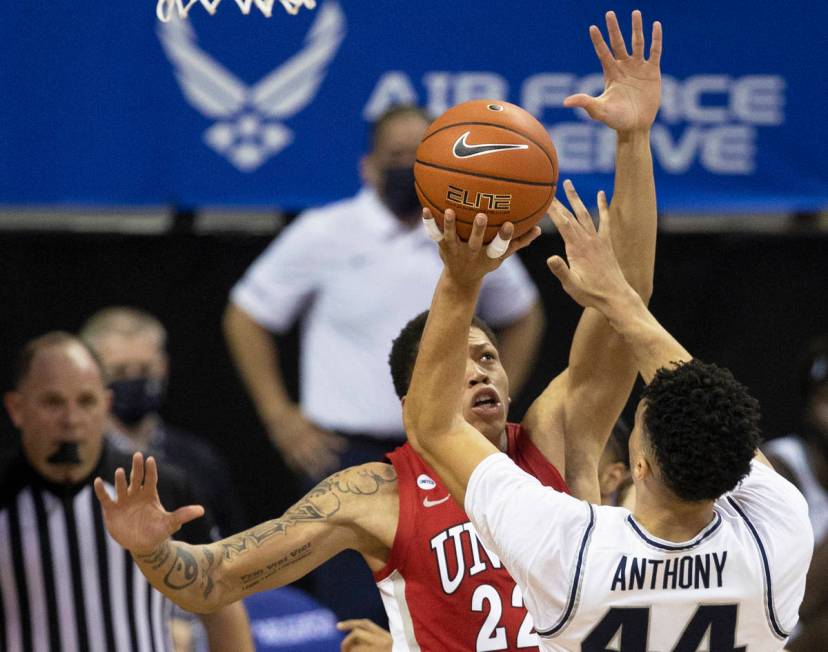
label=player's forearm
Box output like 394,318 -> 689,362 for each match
405,271 -> 481,449
601,289 -> 691,384
133,539 -> 224,614
609,129 -> 656,302
222,304 -> 294,423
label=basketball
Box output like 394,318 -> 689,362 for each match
414,99 -> 558,242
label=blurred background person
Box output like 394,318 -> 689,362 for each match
0,332 -> 253,652
223,104 -> 545,624
81,307 -> 247,539
764,336 -> 828,652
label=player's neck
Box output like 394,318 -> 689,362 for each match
632,492 -> 716,543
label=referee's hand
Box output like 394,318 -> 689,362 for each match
94,452 -> 205,556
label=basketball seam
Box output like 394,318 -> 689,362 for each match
414,159 -> 555,188
421,120 -> 557,176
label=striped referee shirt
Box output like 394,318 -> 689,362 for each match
0,440 -> 215,652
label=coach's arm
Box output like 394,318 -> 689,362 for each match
94,453 -> 396,613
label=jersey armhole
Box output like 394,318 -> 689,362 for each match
508,423 -> 569,494
373,451 -> 415,582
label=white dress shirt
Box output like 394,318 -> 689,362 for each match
231,188 -> 539,437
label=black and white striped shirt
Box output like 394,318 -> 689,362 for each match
0,441 -> 215,652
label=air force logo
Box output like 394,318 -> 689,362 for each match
157,1 -> 345,171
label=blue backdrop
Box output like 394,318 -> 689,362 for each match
1,0 -> 826,212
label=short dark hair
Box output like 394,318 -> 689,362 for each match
370,104 -> 432,152
14,331 -> 107,388
641,359 -> 761,502
389,310 -> 499,399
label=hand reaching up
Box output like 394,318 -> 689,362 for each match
94,453 -> 204,556
546,180 -> 635,310
565,10 -> 662,133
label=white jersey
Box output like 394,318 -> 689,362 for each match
466,455 -> 813,652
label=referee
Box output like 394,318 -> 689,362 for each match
0,332 -> 253,652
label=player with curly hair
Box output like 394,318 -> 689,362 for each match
403,179 -> 813,651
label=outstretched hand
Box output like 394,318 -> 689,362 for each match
546,180 -> 634,309
564,10 -> 662,133
94,453 -> 205,556
424,208 -> 541,287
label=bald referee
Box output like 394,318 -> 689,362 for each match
0,332 -> 253,652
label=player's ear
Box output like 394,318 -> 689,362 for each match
4,391 -> 23,428
361,154 -> 379,188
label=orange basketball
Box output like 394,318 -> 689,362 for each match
415,99 -> 558,242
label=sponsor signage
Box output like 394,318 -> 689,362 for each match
0,1 -> 825,212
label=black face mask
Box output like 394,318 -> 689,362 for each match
47,442 -> 81,466
380,166 -> 421,218
109,377 -> 165,426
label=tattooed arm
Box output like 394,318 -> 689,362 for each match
95,452 -> 397,613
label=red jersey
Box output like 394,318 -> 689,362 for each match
375,423 -> 569,651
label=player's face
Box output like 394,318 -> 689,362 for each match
4,343 -> 111,484
93,331 -> 167,382
462,327 -> 509,444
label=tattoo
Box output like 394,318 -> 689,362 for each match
240,542 -> 314,590
221,465 -> 397,562
201,546 -> 216,600
164,546 -> 199,589
136,541 -> 172,570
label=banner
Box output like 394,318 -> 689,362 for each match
1,0 -> 826,212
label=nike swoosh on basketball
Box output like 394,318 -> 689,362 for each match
423,495 -> 451,508
452,131 -> 529,159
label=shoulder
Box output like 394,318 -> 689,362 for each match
719,460 -> 812,555
292,463 -> 399,543
319,462 -> 399,500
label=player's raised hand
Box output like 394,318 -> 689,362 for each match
93,452 -> 204,556
564,10 -> 662,133
423,208 -> 541,287
546,180 -> 635,309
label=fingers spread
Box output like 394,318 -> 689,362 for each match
588,24 -> 615,74
93,477 -> 113,507
631,10 -> 644,58
443,209 -> 457,245
172,504 -> 205,527
546,255 -> 573,285
548,201 -> 576,236
145,456 -> 159,492
562,180 -> 594,232
422,208 -> 443,242
128,452 -> 143,494
508,225 -> 541,256
468,213 -> 487,252
605,11 -> 629,59
486,231 -> 511,258
115,467 -> 128,500
596,190 -> 612,241
649,20 -> 663,64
